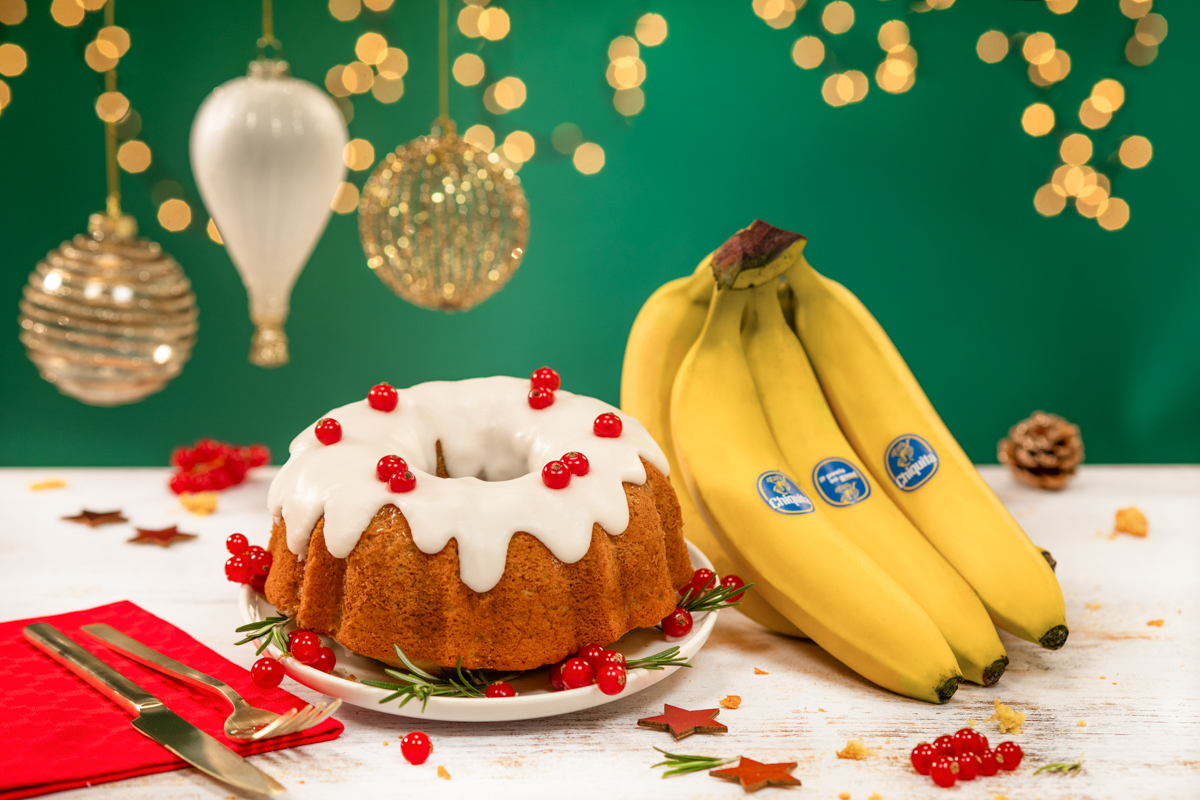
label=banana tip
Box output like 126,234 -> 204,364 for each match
936,675 -> 962,704
982,656 -> 1009,687
1039,624 -> 1070,650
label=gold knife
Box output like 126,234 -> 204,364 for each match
23,623 -> 286,795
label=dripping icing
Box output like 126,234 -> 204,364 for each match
266,376 -> 669,593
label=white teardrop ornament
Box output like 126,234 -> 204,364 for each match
190,59 -> 347,367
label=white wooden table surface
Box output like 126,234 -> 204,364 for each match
1,466 -> 1197,800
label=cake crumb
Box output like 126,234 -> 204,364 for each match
993,796 -> 1009,800
885,738 -> 890,744
989,699 -> 1025,735
383,741 -> 389,746
818,708 -> 825,712
1147,619 -> 1164,627
754,667 -> 769,675
720,695 -> 742,709
968,719 -> 976,726
1086,602 -> 1102,610
179,491 -> 219,516
29,479 -> 66,491
1077,719 -> 1086,727
1114,506 -> 1148,537
839,793 -> 850,800
836,739 -> 876,760
437,766 -> 451,780
1100,676 -> 1106,679
869,794 -> 882,800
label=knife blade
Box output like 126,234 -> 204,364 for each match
23,622 -> 285,795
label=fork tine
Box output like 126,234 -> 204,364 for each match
250,698 -> 344,741
276,705 -> 317,737
251,706 -> 300,740
306,699 -> 342,729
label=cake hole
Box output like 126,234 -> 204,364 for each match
436,438 -> 533,482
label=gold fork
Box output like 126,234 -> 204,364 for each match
81,623 -> 341,742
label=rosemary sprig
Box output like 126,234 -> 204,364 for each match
651,747 -> 739,778
678,580 -> 756,614
234,615 -> 291,656
626,646 -> 692,671
1035,761 -> 1083,777
361,645 -> 520,711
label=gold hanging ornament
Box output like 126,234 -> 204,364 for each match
17,0 -> 197,406
359,0 -> 528,311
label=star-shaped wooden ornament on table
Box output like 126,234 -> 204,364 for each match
638,704 -> 727,740
62,509 -> 129,527
128,526 -> 197,548
710,757 -> 801,793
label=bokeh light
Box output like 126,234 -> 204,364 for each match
1078,98 -> 1110,130
1090,79 -> 1125,113
1097,197 -> 1130,230
158,199 -> 192,232
343,138 -> 375,171
372,77 -> 403,103
552,123 -> 583,155
1022,32 -> 1056,65
1135,13 -> 1167,45
791,36 -> 824,69
97,26 -> 130,58
609,36 -> 639,62
355,32 -> 388,65
50,0 -> 83,27
329,0 -> 360,21
458,5 -> 484,37
0,0 -> 27,25
1119,0 -> 1151,18
976,31 -> 1008,63
502,131 -> 535,164
607,57 -> 646,90
1046,0 -> 1077,13
95,91 -> 130,123
330,182 -> 360,214
753,0 -> 801,30
117,140 -> 151,173
377,48 -> 408,80
878,20 -> 909,53
1036,49 -> 1070,83
0,43 -> 27,77
1060,133 -> 1092,166
206,218 -> 224,244
453,53 -> 484,85
492,77 -> 527,110
822,1 -> 854,34
363,0 -> 393,9
635,14 -> 668,46
343,62 -> 374,94
0,79 -> 10,110
326,66 -> 350,97
1125,37 -> 1156,66
573,142 -> 604,174
479,8 -> 510,41
1021,103 -> 1054,136
614,87 -> 645,116
1119,135 -> 1152,168
1034,184 -> 1066,216
463,124 -> 495,152
85,42 -> 118,73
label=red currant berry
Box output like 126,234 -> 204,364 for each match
171,446 -> 195,469
576,643 -> 606,670
661,607 -> 693,638
251,657 -> 284,689
977,733 -> 990,752
400,731 -> 432,765
530,367 -> 561,391
561,451 -> 590,476
485,682 -> 516,698
929,757 -> 958,788
954,753 -> 978,781
315,418 -> 342,445
246,444 -> 270,467
549,660 -> 566,691
226,533 -> 249,555
561,657 -> 595,689
995,741 -> 1023,771
910,742 -> 937,775
389,470 -> 417,493
368,382 -> 398,412
194,438 -> 222,460
250,571 -> 268,594
686,568 -> 716,597
310,646 -> 336,673
245,544 -> 266,560
952,728 -> 977,756
542,460 -> 571,489
376,455 -> 407,482
719,574 -> 746,601
168,472 -> 195,495
977,748 -> 1000,777
598,650 -> 626,670
593,413 -> 622,438
225,554 -> 252,584
932,734 -> 956,757
289,631 -> 322,665
595,663 -> 627,695
528,387 -> 555,409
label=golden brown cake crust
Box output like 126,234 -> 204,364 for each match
265,458 -> 692,671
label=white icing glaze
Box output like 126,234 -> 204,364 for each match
266,376 -> 669,593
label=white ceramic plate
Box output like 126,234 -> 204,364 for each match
239,541 -> 718,722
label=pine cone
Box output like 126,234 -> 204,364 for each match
998,411 -> 1083,490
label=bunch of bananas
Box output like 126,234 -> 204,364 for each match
621,220 -> 1067,704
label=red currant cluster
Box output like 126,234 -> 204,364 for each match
548,643 -> 629,696
169,439 -> 269,494
377,455 -> 417,493
527,367 -> 560,409
910,728 -> 1024,788
660,569 -> 747,637
541,451 -> 589,489
248,629 -> 338,690
224,534 -> 272,593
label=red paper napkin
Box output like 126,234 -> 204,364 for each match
0,600 -> 343,799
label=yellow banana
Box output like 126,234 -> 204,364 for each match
743,278 -> 1008,685
671,230 -> 963,703
787,257 -> 1068,650
620,259 -> 805,638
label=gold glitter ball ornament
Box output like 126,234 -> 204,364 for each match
18,212 -> 197,406
359,124 -> 529,311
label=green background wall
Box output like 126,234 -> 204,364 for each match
1,0 -> 1196,466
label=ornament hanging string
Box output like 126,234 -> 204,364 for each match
438,0 -> 450,130
258,0 -> 281,59
103,0 -> 119,219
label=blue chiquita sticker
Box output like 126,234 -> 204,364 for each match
811,457 -> 872,507
884,434 -> 939,492
756,471 -> 815,515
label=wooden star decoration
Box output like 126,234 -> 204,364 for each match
62,509 -> 128,527
638,704 -> 727,740
128,526 -> 197,548
710,757 -> 801,793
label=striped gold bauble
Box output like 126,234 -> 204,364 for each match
359,123 -> 529,312
18,212 -> 198,406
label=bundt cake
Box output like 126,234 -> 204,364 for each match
263,374 -> 694,671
